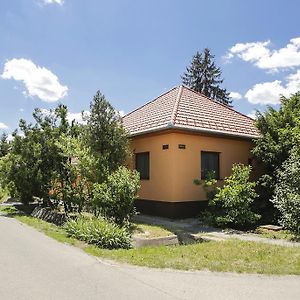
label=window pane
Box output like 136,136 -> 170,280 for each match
201,151 -> 219,179
136,152 -> 150,180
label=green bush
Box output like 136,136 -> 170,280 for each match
194,171 -> 217,200
65,216 -> 131,249
0,185 -> 8,202
272,147 -> 300,235
210,164 -> 260,229
92,166 -> 140,226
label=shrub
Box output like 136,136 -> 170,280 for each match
252,93 -> 300,218
272,147 -> 300,235
0,185 -> 7,202
52,135 -> 100,214
194,171 -> 217,201
92,166 -> 140,226
65,216 -> 131,249
210,164 -> 260,229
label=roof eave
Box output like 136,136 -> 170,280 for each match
127,124 -> 259,140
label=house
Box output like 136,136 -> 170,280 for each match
122,85 -> 260,218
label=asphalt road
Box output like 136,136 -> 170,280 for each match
0,213 -> 299,300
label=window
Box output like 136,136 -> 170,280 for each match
135,152 -> 150,180
201,151 -> 220,179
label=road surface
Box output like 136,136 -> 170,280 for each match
0,213 -> 299,300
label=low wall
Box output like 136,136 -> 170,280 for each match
31,207 -> 66,226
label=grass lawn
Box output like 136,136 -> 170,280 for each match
133,223 -> 174,238
1,206 -> 300,275
254,227 -> 299,242
87,240 -> 300,275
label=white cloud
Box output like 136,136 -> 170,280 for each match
118,110 -> 125,117
40,108 -> 53,116
42,0 -> 64,5
1,58 -> 68,102
40,108 -> 89,125
247,110 -> 257,119
245,69 -> 300,105
245,81 -> 284,105
7,132 -> 25,141
0,122 -> 8,129
225,37 -> 300,71
229,92 -> 242,100
7,134 -> 14,141
67,111 -> 90,125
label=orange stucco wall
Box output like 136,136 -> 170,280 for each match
130,130 -> 254,203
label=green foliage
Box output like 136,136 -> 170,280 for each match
92,166 -> 140,226
194,171 -> 217,200
182,48 -> 231,106
85,91 -> 130,174
0,133 -> 9,157
272,147 -> 300,235
65,216 -> 131,249
0,185 -> 8,202
52,135 -> 99,214
87,240 -> 300,275
0,91 -> 136,227
253,93 -> 300,203
0,105 -> 80,204
210,164 -> 260,228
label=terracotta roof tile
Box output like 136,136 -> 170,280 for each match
122,86 -> 260,139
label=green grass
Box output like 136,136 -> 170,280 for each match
133,223 -> 174,238
85,240 -> 300,275
1,205 -> 300,275
254,228 -> 299,242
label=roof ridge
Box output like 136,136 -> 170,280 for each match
182,85 -> 255,122
122,86 -> 179,119
170,85 -> 183,125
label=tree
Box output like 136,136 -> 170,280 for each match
92,166 -> 140,226
182,48 -> 231,106
272,147 -> 300,235
0,105 -> 81,204
53,135 -> 98,214
84,91 -> 130,175
252,93 -> 300,204
0,133 -> 9,157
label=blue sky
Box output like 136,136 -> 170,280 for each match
1,0 -> 300,134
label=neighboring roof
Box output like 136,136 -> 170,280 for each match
122,85 -> 259,139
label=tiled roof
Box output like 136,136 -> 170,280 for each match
122,86 -> 259,139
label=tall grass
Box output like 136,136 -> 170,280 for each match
65,217 -> 131,249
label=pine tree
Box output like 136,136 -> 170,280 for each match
182,48 -> 232,106
85,91 -> 129,174
0,133 -> 9,157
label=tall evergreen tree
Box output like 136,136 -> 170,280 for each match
85,91 -> 129,174
182,48 -> 232,106
0,133 -> 9,157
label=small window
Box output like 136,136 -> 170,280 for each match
135,152 -> 150,180
201,151 -> 220,179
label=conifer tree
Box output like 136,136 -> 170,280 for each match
85,91 -> 129,174
182,48 -> 231,106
